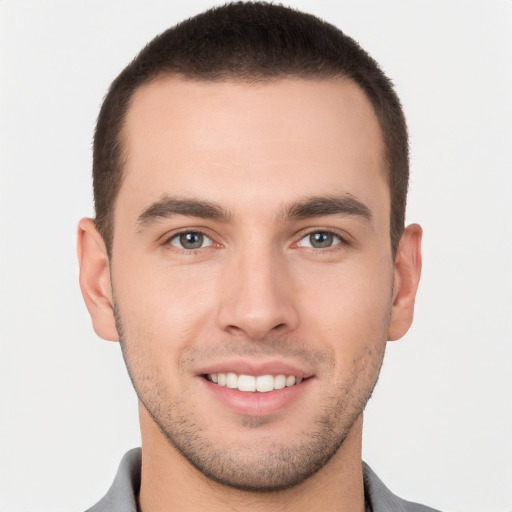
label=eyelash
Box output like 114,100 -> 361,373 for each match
162,230 -> 216,253
295,229 -> 348,251
162,228 -> 348,254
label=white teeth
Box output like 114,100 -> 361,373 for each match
237,374 -> 256,392
226,372 -> 238,389
207,372 -> 304,392
256,375 -> 274,392
274,374 -> 286,389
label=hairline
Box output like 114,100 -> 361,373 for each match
106,72 -> 395,256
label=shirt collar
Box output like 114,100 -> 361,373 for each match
87,448 -> 430,512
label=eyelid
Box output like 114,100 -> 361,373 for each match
160,227 -> 219,249
169,232 -> 212,249
295,228 -> 348,249
158,226 -> 350,251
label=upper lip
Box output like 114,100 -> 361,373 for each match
196,360 -> 314,379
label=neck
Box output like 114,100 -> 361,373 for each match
137,404 -> 366,512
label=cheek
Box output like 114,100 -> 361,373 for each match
112,258 -> 221,360
296,261 -> 393,362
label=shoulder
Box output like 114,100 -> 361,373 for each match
394,497 -> 442,512
85,448 -> 141,512
363,462 -> 442,512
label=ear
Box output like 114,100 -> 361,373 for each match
77,218 -> 119,341
388,223 -> 422,341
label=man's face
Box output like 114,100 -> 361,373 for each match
110,77 -> 395,490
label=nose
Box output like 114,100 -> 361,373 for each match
216,244 -> 299,340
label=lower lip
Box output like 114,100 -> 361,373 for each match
200,377 -> 312,416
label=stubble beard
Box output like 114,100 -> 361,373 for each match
115,308 -> 386,492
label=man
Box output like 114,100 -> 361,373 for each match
77,2 -> 432,511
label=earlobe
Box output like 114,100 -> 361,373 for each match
388,223 -> 422,341
77,218 -> 119,342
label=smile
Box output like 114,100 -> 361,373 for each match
206,373 -> 304,393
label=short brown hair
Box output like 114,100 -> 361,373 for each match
93,2 -> 409,255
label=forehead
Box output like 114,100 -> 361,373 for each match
118,76 -> 387,225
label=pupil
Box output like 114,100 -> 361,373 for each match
180,232 -> 203,249
310,232 -> 333,248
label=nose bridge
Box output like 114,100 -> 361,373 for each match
217,237 -> 298,339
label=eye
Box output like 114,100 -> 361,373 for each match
298,231 -> 343,249
168,231 -> 212,250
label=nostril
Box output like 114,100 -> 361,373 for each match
216,290 -> 300,339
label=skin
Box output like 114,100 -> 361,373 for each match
78,77 -> 422,512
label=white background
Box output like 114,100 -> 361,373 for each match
0,1 -> 511,511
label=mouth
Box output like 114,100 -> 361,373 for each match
204,372 -> 304,393
198,362 -> 314,416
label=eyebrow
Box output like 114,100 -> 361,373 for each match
136,193 -> 372,229
137,196 -> 232,227
281,194 -> 372,222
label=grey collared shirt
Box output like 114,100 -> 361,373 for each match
86,448 -> 441,512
